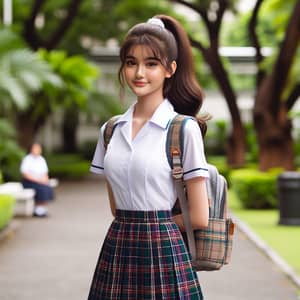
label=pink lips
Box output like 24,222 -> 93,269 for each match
133,81 -> 147,87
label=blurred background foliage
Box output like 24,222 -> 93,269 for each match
0,29 -> 61,112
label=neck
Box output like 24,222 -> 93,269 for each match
134,95 -> 164,119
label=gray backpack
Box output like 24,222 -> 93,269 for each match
167,114 -> 234,271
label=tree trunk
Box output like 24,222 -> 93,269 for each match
62,107 -> 79,153
23,0 -> 83,50
203,48 -> 246,166
178,0 -> 246,167
15,112 -> 41,150
253,0 -> 300,171
254,93 -> 295,170
248,0 -> 265,88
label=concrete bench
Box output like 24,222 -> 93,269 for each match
0,182 -> 35,217
0,179 -> 59,217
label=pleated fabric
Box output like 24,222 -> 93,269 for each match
88,210 -> 203,300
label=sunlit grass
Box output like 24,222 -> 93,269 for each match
229,190 -> 300,277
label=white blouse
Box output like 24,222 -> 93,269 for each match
20,154 -> 48,180
90,99 -> 209,211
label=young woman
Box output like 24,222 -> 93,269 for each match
88,14 -> 209,299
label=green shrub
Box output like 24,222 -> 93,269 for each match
0,194 -> 15,230
207,155 -> 231,183
245,122 -> 258,163
230,169 -> 281,209
46,153 -> 90,179
46,153 -> 83,164
205,120 -> 228,156
0,170 -> 3,184
0,119 -> 25,181
49,161 -> 90,179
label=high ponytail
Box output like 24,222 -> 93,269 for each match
155,15 -> 208,136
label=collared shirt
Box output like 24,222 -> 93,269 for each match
90,99 -> 209,211
20,154 -> 48,179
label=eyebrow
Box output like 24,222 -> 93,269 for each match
125,55 -> 160,61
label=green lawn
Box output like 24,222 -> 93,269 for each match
229,190 -> 300,277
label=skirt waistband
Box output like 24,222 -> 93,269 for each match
115,210 -> 172,223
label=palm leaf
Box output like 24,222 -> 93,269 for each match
0,48 -> 63,109
0,69 -> 28,109
0,28 -> 25,55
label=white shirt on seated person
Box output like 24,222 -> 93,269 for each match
20,143 -> 49,185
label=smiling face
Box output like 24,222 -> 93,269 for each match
123,45 -> 174,101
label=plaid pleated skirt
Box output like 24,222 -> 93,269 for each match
87,209 -> 203,300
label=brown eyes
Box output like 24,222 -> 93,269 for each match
125,60 -> 159,67
147,62 -> 158,67
125,60 -> 135,66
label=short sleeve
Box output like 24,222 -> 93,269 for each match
41,157 -> 48,173
20,156 -> 30,173
182,119 -> 209,181
90,124 -> 106,174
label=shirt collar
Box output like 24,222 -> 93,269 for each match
149,99 -> 176,129
115,99 -> 175,130
115,103 -> 134,124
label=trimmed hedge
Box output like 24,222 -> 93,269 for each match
46,153 -> 90,179
49,161 -> 90,179
230,169 -> 281,209
0,194 -> 15,230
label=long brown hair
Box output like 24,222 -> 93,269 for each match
118,14 -> 208,136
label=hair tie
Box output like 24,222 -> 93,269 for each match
147,17 -> 165,29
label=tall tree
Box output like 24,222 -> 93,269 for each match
10,0 -> 123,54
171,0 -> 246,166
6,0 -> 121,151
23,0 -> 83,50
15,49 -> 99,150
249,0 -> 300,170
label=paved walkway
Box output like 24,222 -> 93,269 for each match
0,176 -> 299,300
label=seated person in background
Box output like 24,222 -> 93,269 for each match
20,143 -> 54,217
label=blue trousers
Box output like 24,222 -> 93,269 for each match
22,179 -> 54,202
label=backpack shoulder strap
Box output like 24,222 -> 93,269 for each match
166,114 -> 194,170
167,114 -> 197,261
103,115 -> 121,150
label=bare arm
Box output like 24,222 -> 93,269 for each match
173,177 -> 209,231
106,180 -> 116,217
